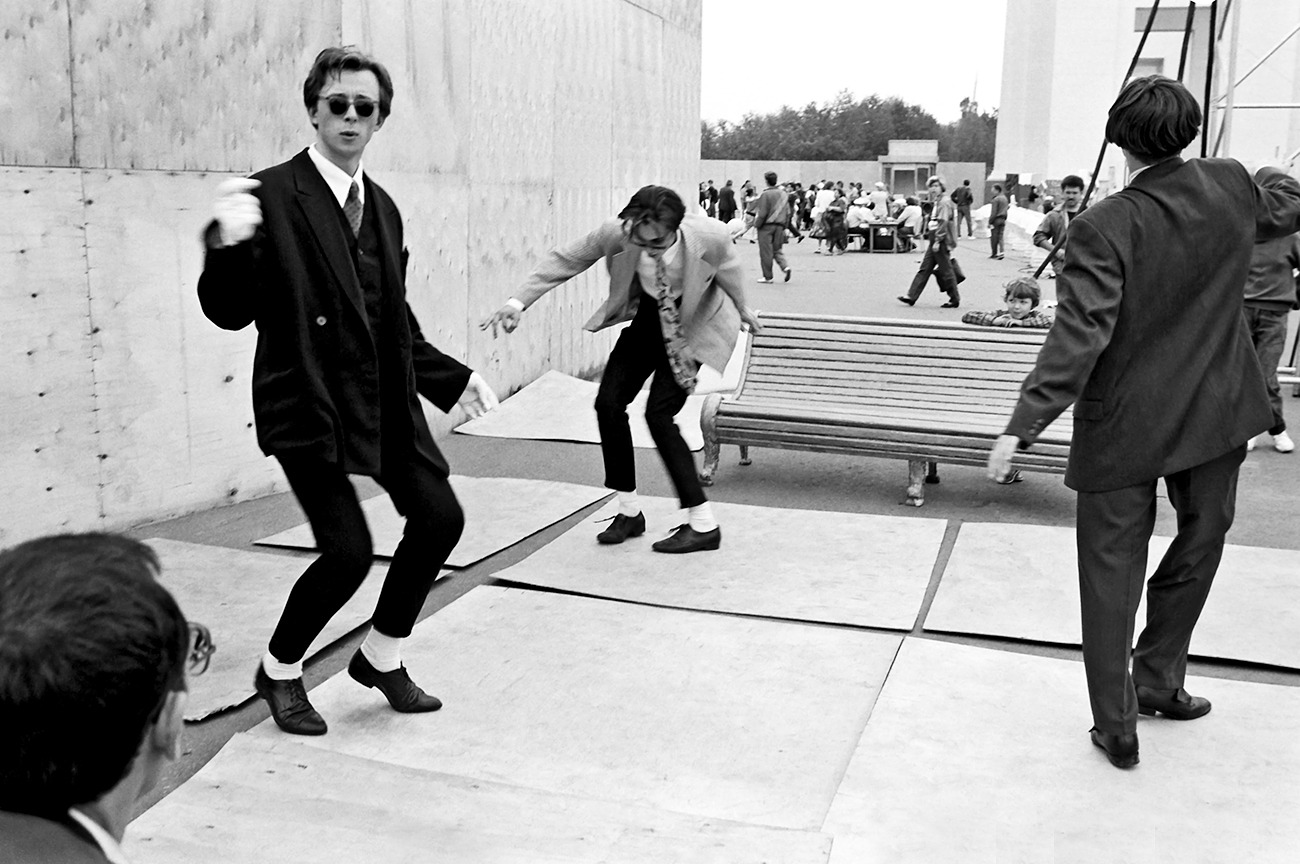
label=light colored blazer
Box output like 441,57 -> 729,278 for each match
514,214 -> 747,372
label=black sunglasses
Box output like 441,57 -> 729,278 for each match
321,96 -> 377,118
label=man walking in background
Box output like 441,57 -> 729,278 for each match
705,180 -> 719,218
1033,173 -> 1086,276
989,183 -> 1009,259
717,179 -> 737,224
1242,190 -> 1300,454
952,179 -> 975,237
988,76 -> 1300,770
899,175 -> 960,307
754,171 -> 792,283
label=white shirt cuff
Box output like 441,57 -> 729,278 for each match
505,298 -> 525,312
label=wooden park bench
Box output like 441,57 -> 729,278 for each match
698,313 -> 1073,506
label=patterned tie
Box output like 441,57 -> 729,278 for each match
344,180 -> 362,237
652,253 -> 699,392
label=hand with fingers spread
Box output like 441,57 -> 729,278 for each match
480,303 -> 522,338
212,178 -> 262,246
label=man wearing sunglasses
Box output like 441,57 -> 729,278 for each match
483,186 -> 761,554
199,47 -> 498,737
0,533 -> 206,864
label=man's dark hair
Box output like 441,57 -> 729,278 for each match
906,196 -> 918,206
1105,75 -> 1201,162
963,180 -> 971,186
0,533 -> 189,815
618,185 -> 687,233
764,171 -> 778,186
993,184 -> 1003,192
1061,174 -> 1085,191
303,46 -> 395,120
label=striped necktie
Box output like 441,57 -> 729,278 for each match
344,180 -> 362,237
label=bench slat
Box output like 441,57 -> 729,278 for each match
712,434 -> 1068,471
745,352 -> 1031,383
715,416 -> 1071,458
749,337 -> 1044,365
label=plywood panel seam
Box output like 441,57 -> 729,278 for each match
75,166 -> 107,521
62,0 -> 81,167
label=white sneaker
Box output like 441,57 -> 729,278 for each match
1247,436 -> 1258,452
1274,431 -> 1294,453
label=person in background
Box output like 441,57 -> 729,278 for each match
899,175 -> 960,307
717,179 -> 737,224
824,186 -> 849,255
962,276 -> 1053,329
989,183 -> 1010,259
1242,182 -> 1300,454
896,196 -> 924,252
753,171 -> 792,283
0,533 -> 213,864
1033,174 -> 1086,277
705,180 -> 718,218
952,179 -> 975,237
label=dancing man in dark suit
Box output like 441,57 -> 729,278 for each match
200,47 -> 498,736
988,76 -> 1300,768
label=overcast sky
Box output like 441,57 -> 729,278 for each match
700,0 -> 1008,124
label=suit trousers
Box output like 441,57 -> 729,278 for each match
989,222 -> 1005,257
268,450 -> 465,663
595,293 -> 707,508
1076,445 -> 1245,735
757,224 -> 788,279
1243,305 -> 1288,434
957,205 -> 973,237
906,242 -> 959,303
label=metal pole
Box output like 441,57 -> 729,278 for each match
1178,2 -> 1197,82
1221,0 -> 1243,156
1201,1 -> 1218,157
1214,21 -> 1300,100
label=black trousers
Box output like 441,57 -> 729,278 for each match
1076,445 -> 1245,735
989,222 -> 1005,256
906,241 -> 959,302
595,293 -> 707,508
268,451 -> 465,664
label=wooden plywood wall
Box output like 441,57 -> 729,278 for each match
0,0 -> 702,543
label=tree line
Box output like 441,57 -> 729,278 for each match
701,91 -> 997,165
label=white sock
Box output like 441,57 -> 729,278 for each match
262,653 -> 303,681
687,501 -> 718,532
360,628 -> 403,673
616,490 -> 642,518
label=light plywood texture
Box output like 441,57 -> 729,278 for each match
128,734 -> 832,863
454,369 -> 710,450
823,637 -> 1300,863
496,496 -> 944,629
0,167 -> 102,546
924,522 -> 1300,669
68,1 -> 340,171
83,170 -> 283,526
341,0 -> 471,176
612,2 -> 665,200
147,539 -> 426,720
660,12 -> 703,196
1,0 -> 75,166
247,586 -> 903,831
254,475 -> 609,566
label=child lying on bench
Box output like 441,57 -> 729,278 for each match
961,276 -> 1053,329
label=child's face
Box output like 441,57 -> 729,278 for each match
1005,296 -> 1035,319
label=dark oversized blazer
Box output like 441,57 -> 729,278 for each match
198,150 -> 471,477
0,811 -> 111,863
1006,159 -> 1300,492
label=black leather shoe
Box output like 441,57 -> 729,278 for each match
1090,727 -> 1139,769
254,665 -> 327,736
597,512 -> 646,545
897,296 -> 916,306
1136,685 -> 1211,720
348,650 -> 442,713
651,524 -> 722,554
940,300 -> 960,308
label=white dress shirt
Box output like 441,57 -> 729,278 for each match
68,808 -> 130,864
633,233 -> 684,301
306,144 -> 365,210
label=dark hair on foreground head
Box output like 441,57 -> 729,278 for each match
993,184 -> 1002,192
1105,75 -> 1201,162
303,46 -> 395,120
1061,174 -> 1085,191
764,171 -> 778,186
618,185 -> 686,233
1004,275 -> 1042,307
0,533 -> 189,815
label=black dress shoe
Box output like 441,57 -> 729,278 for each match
897,296 -> 916,306
1136,685 -> 1211,720
597,512 -> 646,545
254,665 -> 328,736
940,301 -> 960,308
348,650 -> 442,713
651,524 -> 721,554
1090,727 -> 1139,768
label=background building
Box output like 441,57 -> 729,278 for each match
995,0 -> 1300,193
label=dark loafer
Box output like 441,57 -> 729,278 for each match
651,524 -> 722,554
1136,685 -> 1211,720
896,296 -> 916,306
348,650 -> 442,713
597,512 -> 646,545
940,301 -> 960,308
1090,727 -> 1139,769
254,665 -> 327,736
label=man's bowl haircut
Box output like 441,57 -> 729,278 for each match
618,185 -> 687,233
1105,75 -> 1202,162
1003,276 -> 1042,307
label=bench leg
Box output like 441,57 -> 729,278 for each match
905,459 -> 927,507
699,394 -> 721,486
739,445 -> 752,466
925,461 -> 940,484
